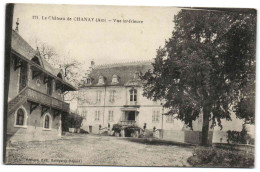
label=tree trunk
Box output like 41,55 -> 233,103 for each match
201,106 -> 210,146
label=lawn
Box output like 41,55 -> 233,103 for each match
5,134 -> 193,166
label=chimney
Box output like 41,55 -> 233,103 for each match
91,60 -> 95,68
89,60 -> 95,71
15,18 -> 19,32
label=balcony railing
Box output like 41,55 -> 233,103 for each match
119,120 -> 136,125
24,87 -> 70,112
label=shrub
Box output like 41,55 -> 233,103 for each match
79,129 -> 88,134
227,129 -> 247,144
112,124 -> 122,133
62,112 -> 83,132
227,125 -> 254,144
188,147 -> 254,168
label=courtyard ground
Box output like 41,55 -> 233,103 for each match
5,134 -> 193,166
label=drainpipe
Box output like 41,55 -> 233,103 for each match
103,85 -> 107,126
161,105 -> 164,139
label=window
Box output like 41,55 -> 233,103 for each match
57,73 -> 63,79
134,71 -> 140,79
36,79 -> 41,87
108,111 -> 114,122
166,115 -> 174,123
95,111 -> 100,121
86,78 -> 91,85
81,110 -> 87,119
57,89 -> 62,95
43,113 -> 52,129
109,90 -> 116,102
14,107 -> 27,127
96,91 -> 102,102
129,88 -> 137,102
32,56 -> 41,66
47,80 -> 52,95
111,74 -> 119,84
97,75 -> 105,85
16,109 -> 25,126
152,110 -> 160,123
44,115 -> 50,128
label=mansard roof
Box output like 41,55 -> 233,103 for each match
83,60 -> 153,87
11,30 -> 76,91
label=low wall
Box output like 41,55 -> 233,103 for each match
159,130 -> 185,143
184,130 -> 213,145
154,130 -> 213,144
213,143 -> 254,154
7,126 -> 61,143
212,130 -> 229,143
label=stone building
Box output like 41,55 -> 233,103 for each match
77,60 -> 251,144
7,23 -> 76,142
77,61 -> 202,143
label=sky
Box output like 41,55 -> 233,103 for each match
13,4 -> 180,67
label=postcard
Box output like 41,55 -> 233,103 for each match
3,3 -> 256,167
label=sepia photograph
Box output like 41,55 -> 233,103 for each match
3,3 -> 256,168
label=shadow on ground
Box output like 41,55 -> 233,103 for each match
122,137 -> 194,147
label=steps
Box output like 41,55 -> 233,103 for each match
8,87 -> 27,115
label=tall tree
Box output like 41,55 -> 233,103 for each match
35,39 -> 57,61
141,9 -> 256,145
35,40 -> 82,86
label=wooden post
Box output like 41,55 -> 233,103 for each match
161,106 -> 164,139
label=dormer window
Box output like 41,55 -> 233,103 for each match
32,56 -> 41,66
134,71 -> 141,80
97,75 -> 105,85
111,74 -> 119,84
57,73 -> 63,79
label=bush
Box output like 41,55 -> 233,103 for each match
62,112 -> 83,132
227,128 -> 247,144
112,124 -> 122,133
227,125 -> 254,145
188,147 -> 254,168
79,129 -> 88,134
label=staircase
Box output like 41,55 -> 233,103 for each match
8,87 -> 28,115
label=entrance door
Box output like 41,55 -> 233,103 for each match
128,111 -> 135,121
89,126 -> 92,133
47,79 -> 52,95
19,62 -> 27,92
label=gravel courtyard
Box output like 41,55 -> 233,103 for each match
5,134 -> 193,166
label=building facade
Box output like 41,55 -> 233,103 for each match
7,27 -> 76,142
77,60 -> 252,144
77,61 -> 203,143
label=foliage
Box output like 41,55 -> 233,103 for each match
233,92 -> 255,124
112,124 -> 122,133
227,125 -> 254,144
188,146 -> 254,168
35,40 -> 57,61
112,124 -> 142,137
62,112 -> 83,132
227,129 -> 247,144
35,40 -> 87,88
141,9 -> 256,145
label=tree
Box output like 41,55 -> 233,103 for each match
35,39 -> 57,62
35,40 -> 83,87
61,112 -> 83,132
141,9 -> 256,145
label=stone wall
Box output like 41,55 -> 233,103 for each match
8,55 -> 20,101
7,102 -> 62,142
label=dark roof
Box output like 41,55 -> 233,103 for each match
12,30 -> 61,76
11,30 -> 76,90
12,30 -> 37,61
83,61 -> 153,87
